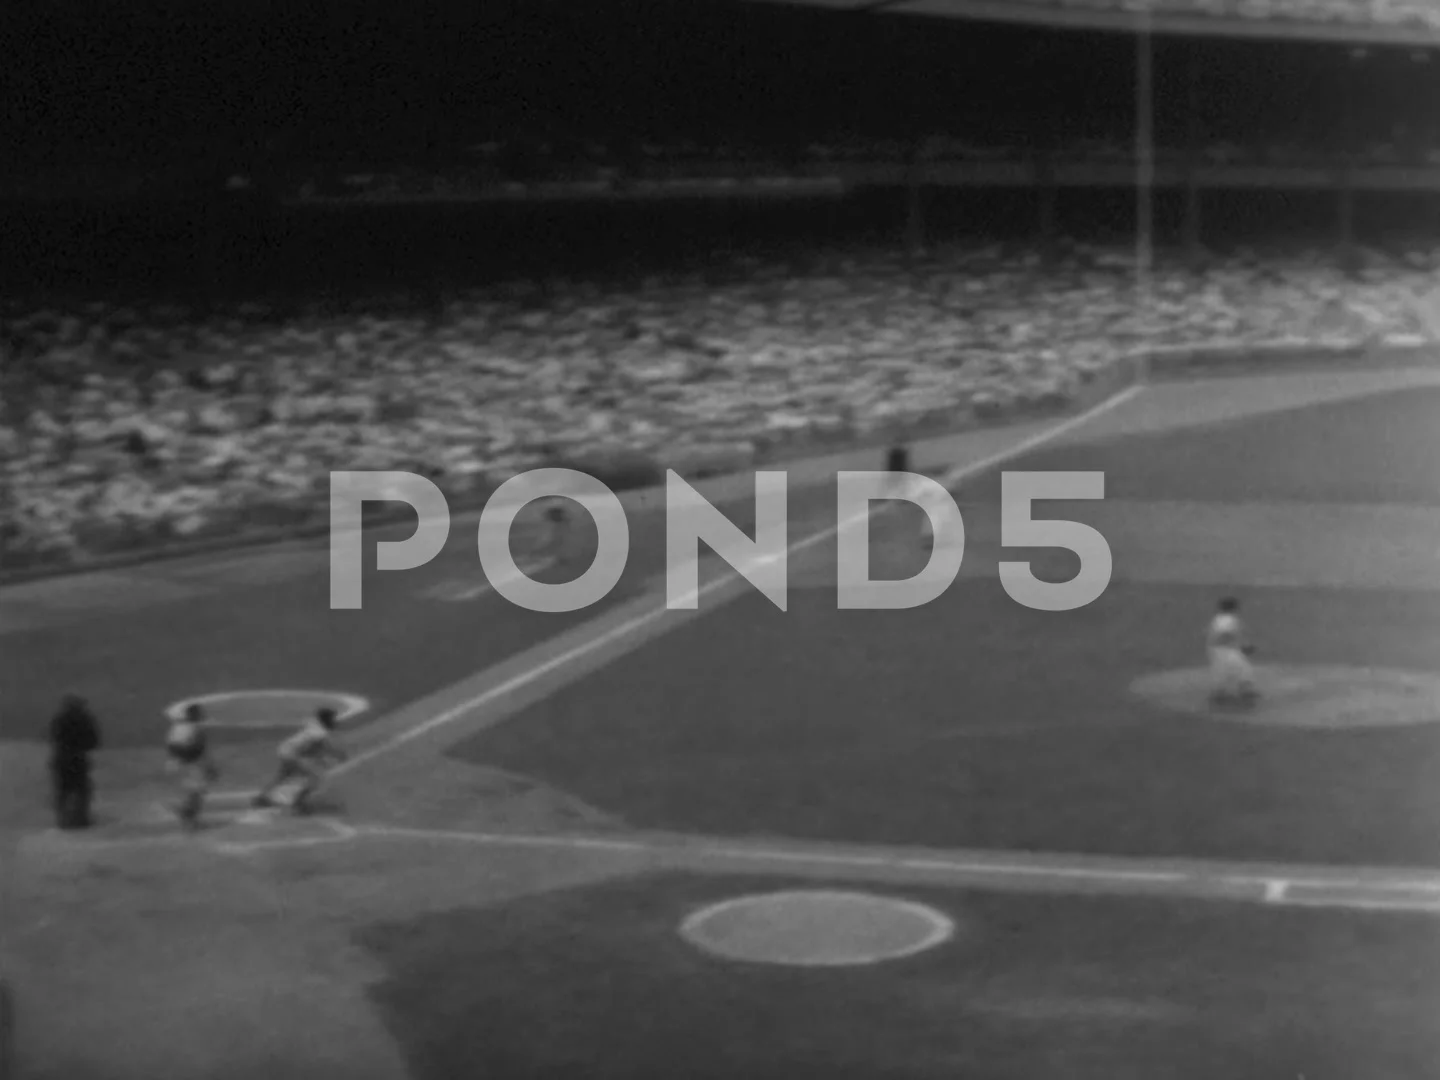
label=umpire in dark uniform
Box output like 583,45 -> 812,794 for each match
886,443 -> 910,476
885,443 -> 912,496
49,694 -> 101,829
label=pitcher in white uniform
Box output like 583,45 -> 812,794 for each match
1207,596 -> 1257,707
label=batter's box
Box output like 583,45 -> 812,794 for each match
125,791 -> 351,846
204,811 -> 356,854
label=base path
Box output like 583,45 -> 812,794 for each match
306,824 -> 1440,915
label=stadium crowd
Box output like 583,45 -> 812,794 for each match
297,127 -> 1440,201
2,243 -> 1435,569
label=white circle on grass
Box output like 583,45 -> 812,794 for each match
680,890 -> 956,967
163,690 -> 370,729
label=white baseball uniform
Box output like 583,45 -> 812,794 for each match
1207,611 -> 1254,698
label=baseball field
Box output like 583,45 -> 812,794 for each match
4,358 -> 1439,1079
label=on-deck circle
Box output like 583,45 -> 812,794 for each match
679,890 -> 956,966
163,690 -> 370,729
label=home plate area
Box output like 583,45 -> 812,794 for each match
133,687 -> 370,843
132,790 -> 353,848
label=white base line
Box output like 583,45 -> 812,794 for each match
343,824 -> 1440,913
331,382 -> 1146,779
131,816 -> 1436,914
1285,896 -> 1440,912
424,556 -> 556,602
702,844 -> 1179,882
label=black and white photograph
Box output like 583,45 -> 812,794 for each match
2,0 -> 1440,1076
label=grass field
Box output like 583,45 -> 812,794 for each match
360,873 -> 1440,1080
4,361 -> 1440,1079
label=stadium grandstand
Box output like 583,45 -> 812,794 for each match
2,0 -> 1437,570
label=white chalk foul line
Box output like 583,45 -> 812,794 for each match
358,823 -> 649,855
420,556 -> 557,602
346,824 -> 1440,913
331,382 -> 1146,780
1284,896 -> 1440,912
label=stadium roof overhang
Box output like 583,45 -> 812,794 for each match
743,0 -> 1440,47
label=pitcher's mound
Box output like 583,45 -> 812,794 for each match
1130,665 -> 1440,729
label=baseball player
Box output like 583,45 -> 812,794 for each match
881,443 -> 951,547
535,496 -> 576,564
165,703 -> 219,830
1207,596 -> 1258,707
49,694 -> 101,830
885,444 -> 910,493
251,707 -> 347,815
